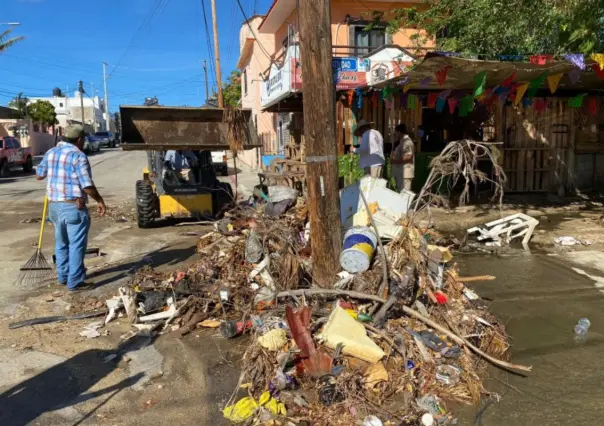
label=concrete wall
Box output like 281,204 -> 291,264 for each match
0,118 -> 56,155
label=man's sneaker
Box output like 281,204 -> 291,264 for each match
68,282 -> 96,293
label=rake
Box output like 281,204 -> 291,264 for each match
15,196 -> 55,287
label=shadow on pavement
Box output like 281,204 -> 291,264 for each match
0,336 -> 153,426
89,243 -> 198,288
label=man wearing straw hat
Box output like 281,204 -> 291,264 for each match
36,124 -> 106,292
354,119 -> 384,178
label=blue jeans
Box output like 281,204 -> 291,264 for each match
49,202 -> 90,289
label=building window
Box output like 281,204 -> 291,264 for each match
353,25 -> 386,56
59,103 -> 64,107
243,69 -> 248,96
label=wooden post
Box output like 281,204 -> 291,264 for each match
210,0 -> 224,108
299,0 -> 342,287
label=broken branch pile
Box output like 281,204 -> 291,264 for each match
102,141 -> 527,425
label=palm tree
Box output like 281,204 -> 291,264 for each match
0,27 -> 24,52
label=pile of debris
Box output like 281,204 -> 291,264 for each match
34,140 -> 524,425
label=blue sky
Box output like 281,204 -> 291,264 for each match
1,0 -> 273,110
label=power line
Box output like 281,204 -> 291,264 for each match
235,0 -> 274,63
108,0 -> 170,78
200,0 -> 218,91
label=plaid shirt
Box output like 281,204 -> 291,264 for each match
36,142 -> 94,202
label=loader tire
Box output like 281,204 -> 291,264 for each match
136,180 -> 155,228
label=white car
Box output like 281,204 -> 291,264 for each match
211,150 -> 228,176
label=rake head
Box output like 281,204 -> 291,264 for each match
15,250 -> 56,288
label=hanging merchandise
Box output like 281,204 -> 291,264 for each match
438,89 -> 452,100
590,54 -> 604,71
407,94 -> 417,110
420,77 -> 432,87
522,97 -> 533,107
529,55 -> 553,65
382,86 -> 392,101
428,92 -> 439,109
448,98 -> 458,114
371,92 -> 378,107
502,72 -> 517,88
514,82 -> 529,106
435,66 -> 451,85
568,93 -> 587,108
547,73 -> 563,94
355,88 -> 363,109
588,97 -> 598,116
436,97 -> 446,113
473,71 -> 487,97
498,88 -> 510,102
533,98 -> 547,113
568,68 -> 581,84
592,64 -> 604,79
400,93 -> 408,110
564,53 -> 585,70
526,73 -> 547,98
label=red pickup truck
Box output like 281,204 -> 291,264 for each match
0,136 -> 33,177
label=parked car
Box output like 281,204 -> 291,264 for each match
94,131 -> 116,148
211,150 -> 228,176
83,135 -> 100,155
0,136 -> 33,177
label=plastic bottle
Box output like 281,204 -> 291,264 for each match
574,318 -> 591,336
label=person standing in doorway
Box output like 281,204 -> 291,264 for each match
354,119 -> 384,178
36,125 -> 106,292
391,123 -> 415,191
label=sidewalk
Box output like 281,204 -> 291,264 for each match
220,158 -> 259,200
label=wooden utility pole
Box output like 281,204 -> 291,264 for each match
299,0 -> 342,287
78,80 -> 85,130
202,59 -> 210,104
210,0 -> 224,108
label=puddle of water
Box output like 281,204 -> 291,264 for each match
456,251 -> 604,425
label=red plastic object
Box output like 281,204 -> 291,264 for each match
435,291 -> 448,305
286,306 -> 332,377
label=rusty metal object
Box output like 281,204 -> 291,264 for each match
120,106 -> 261,150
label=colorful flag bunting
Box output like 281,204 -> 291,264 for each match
568,68 -> 581,84
522,97 -> 533,107
385,98 -> 392,109
533,98 -> 547,113
592,64 -> 604,79
588,97 -> 598,116
526,73 -> 547,98
529,55 -> 553,65
502,72 -> 517,87
407,94 -> 417,110
460,95 -> 474,116
428,92 -> 438,109
474,71 -> 487,97
568,93 -> 587,108
371,92 -> 378,107
382,86 -> 392,101
547,73 -> 563,94
439,89 -> 452,100
448,98 -> 458,114
564,53 -> 585,70
515,82 -> 529,106
591,54 -> 604,71
436,97 -> 446,113
435,66 -> 451,85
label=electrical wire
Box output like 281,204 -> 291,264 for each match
200,0 -> 218,93
108,0 -> 170,78
235,0 -> 275,63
